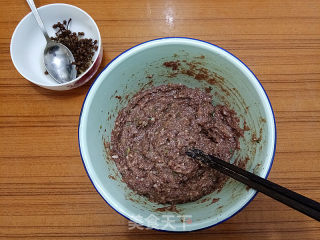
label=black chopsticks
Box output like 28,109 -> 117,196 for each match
186,149 -> 320,221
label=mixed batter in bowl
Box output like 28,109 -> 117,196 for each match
110,84 -> 244,204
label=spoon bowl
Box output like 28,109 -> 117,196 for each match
44,41 -> 77,83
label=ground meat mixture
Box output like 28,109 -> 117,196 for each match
110,84 -> 243,204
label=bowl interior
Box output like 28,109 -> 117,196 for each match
79,39 -> 275,231
11,4 -> 100,88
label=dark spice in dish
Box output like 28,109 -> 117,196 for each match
110,84 -> 243,204
50,19 -> 98,76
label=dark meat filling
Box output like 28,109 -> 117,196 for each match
110,84 -> 243,204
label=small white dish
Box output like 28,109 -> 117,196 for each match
10,3 -> 102,90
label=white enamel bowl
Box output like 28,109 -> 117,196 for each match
10,3 -> 102,90
78,38 -> 276,232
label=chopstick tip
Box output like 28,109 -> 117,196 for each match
185,149 -> 203,158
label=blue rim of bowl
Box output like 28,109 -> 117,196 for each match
78,37 -> 277,232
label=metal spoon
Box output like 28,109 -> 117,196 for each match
26,0 -> 77,83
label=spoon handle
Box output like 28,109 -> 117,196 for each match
26,0 -> 50,42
